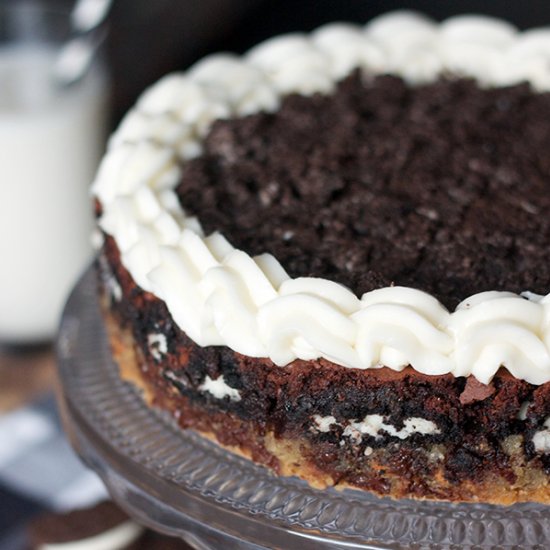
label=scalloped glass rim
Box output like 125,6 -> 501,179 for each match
55,267 -> 550,550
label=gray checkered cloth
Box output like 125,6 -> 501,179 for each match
0,394 -> 108,549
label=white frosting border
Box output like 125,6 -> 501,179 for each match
92,12 -> 550,385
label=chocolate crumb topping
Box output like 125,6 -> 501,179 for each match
177,71 -> 550,309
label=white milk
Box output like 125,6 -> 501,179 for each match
0,46 -> 108,343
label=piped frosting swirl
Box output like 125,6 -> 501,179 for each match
92,12 -> 550,385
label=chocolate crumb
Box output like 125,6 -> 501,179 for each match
177,72 -> 550,309
460,376 -> 495,405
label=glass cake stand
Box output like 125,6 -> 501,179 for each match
55,268 -> 550,550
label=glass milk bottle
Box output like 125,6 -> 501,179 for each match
0,3 -> 109,344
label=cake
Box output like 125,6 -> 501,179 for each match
92,12 -> 550,504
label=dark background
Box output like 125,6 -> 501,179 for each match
98,0 -> 550,122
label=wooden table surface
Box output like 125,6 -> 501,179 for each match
0,347 -> 56,413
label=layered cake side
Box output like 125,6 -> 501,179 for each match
92,13 -> 550,503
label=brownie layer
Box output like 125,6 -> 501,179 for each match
98,237 -> 550,502
177,72 -> 550,309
